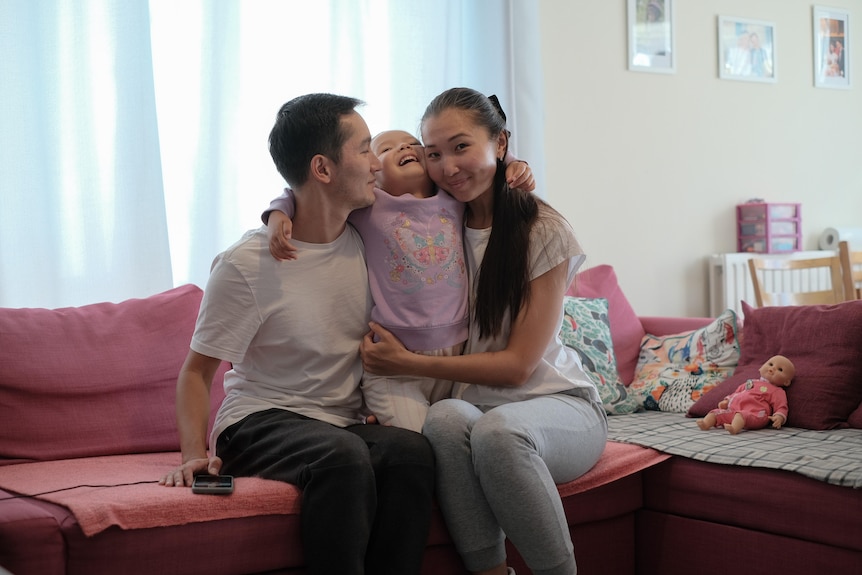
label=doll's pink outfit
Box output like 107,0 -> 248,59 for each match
708,377 -> 789,430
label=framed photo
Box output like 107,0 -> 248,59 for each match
718,16 -> 777,83
813,6 -> 850,89
628,0 -> 675,73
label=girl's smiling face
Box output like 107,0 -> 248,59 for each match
421,108 -> 506,205
370,130 -> 429,197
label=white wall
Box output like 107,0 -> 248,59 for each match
539,0 -> 862,317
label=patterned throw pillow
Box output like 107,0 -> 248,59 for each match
628,309 -> 740,413
560,297 -> 639,415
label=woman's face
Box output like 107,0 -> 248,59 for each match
421,108 -> 505,204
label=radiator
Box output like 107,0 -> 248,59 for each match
708,251 -> 832,318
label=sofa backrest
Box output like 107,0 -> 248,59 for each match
0,284 -> 228,464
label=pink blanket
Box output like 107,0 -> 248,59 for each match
0,452 -> 299,536
0,442 -> 667,537
557,441 -> 669,497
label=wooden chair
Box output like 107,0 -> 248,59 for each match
747,254 -> 849,307
838,240 -> 862,300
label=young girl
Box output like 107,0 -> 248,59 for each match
360,88 -> 606,575
263,129 -> 533,432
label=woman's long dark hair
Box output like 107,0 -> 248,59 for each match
422,88 -> 538,339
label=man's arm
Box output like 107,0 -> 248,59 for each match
159,350 -> 225,487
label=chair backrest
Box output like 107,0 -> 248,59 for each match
839,240 -> 862,300
747,255 -> 849,307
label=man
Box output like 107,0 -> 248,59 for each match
159,93 -> 435,575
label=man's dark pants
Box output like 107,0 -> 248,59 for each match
217,408 -> 435,575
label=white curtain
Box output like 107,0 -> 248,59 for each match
0,0 -> 544,309
0,0 -> 171,308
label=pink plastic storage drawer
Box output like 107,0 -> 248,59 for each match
736,202 -> 801,253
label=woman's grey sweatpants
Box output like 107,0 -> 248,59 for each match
422,393 -> 608,575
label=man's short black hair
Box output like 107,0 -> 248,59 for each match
269,93 -> 364,187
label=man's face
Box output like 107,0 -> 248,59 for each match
331,112 -> 381,210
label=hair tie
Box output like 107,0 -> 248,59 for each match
488,94 -> 507,123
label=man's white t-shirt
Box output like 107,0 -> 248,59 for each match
191,226 -> 372,451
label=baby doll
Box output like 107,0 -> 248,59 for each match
696,355 -> 795,434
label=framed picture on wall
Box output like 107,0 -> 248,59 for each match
627,0 -> 675,73
717,16 -> 777,83
813,6 -> 850,89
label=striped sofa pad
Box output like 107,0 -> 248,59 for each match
607,411 -> 862,488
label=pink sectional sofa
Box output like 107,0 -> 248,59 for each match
1,265 -> 860,575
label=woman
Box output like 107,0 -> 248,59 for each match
360,88 -> 607,575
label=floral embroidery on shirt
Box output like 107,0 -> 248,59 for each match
383,208 -> 465,293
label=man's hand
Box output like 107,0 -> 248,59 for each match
159,456 -> 223,488
267,211 -> 298,261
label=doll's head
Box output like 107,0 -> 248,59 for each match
759,355 -> 795,387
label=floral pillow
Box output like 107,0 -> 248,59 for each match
560,297 -> 639,415
629,309 -> 740,413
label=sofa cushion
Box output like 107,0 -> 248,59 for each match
688,300 -> 862,430
0,285 -> 228,462
0,444 -> 667,537
642,458 -> 862,552
848,402 -> 862,429
629,310 -> 739,412
0,491 -> 67,575
570,265 -> 645,385
560,297 -> 639,415
0,453 -> 298,536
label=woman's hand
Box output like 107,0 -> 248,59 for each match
159,455 -> 223,488
361,322 -> 412,376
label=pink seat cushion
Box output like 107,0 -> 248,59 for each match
570,265 -> 646,385
0,490 -> 67,575
0,444 -> 666,537
0,453 -> 299,536
0,285 -> 228,462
